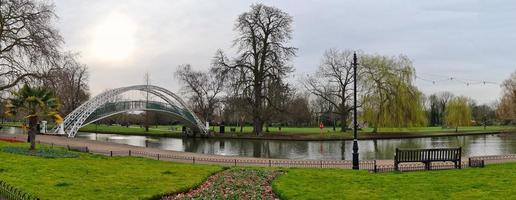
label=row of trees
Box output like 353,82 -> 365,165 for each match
176,4 -> 422,134
2,1 -> 512,137
175,4 -> 514,135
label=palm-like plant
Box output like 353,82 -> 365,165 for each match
5,85 -> 63,150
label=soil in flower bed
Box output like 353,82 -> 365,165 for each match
164,168 -> 283,200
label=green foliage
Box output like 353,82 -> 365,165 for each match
78,124 -> 182,137
360,55 -> 427,131
273,163 -> 516,200
445,96 -> 472,130
4,84 -> 62,149
4,84 -> 61,122
0,146 -> 79,158
0,141 -> 222,200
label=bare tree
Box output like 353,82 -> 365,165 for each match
175,64 -> 225,123
437,91 -> 454,127
303,49 -> 354,132
0,0 -> 63,91
213,4 -> 296,135
285,94 -> 311,126
42,52 -> 89,116
222,96 -> 250,133
496,71 -> 516,123
262,79 -> 293,132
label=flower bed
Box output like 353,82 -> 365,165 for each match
0,137 -> 23,143
0,146 -> 79,158
166,168 -> 282,200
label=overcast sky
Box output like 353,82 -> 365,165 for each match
54,0 -> 515,104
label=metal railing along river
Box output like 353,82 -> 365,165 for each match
55,143 -> 511,172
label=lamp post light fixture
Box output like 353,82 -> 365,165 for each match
352,51 -> 360,170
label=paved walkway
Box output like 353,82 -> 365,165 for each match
0,133 -> 390,168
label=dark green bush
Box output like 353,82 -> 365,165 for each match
0,146 -> 79,158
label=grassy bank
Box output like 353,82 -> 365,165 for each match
213,125 -> 515,134
2,122 -> 515,140
211,125 -> 516,140
78,124 -> 183,137
0,141 -> 222,200
272,163 -> 516,200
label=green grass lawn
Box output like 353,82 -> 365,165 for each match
78,124 -> 183,137
0,141 -> 222,200
272,163 -> 516,200
0,121 -> 22,127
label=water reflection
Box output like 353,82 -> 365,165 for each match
1,127 -> 515,160
74,132 -> 516,160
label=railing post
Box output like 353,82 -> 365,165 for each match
85,146 -> 89,153
192,157 -> 195,164
269,159 -> 271,167
320,160 -> 323,168
129,150 -> 131,156
110,151 -> 113,157
234,159 -> 237,166
374,160 -> 377,173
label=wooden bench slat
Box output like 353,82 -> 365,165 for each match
394,147 -> 462,171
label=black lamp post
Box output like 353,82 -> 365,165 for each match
352,51 -> 359,170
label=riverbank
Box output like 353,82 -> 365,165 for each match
67,125 -> 516,141
212,129 -> 516,141
2,122 -> 515,141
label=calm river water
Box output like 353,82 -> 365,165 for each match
2,127 -> 515,160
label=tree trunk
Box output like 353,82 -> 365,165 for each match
28,116 -> 38,150
253,117 -> 263,136
373,111 -> 381,133
252,81 -> 263,136
340,113 -> 347,132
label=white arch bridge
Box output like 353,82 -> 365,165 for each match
54,85 -> 208,137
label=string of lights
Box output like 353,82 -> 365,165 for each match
291,71 -> 500,87
415,73 -> 499,86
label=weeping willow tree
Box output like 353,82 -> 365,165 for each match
360,54 -> 427,133
444,96 -> 472,132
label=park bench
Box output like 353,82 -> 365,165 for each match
394,147 -> 461,171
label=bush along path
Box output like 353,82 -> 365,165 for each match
164,168 -> 283,200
